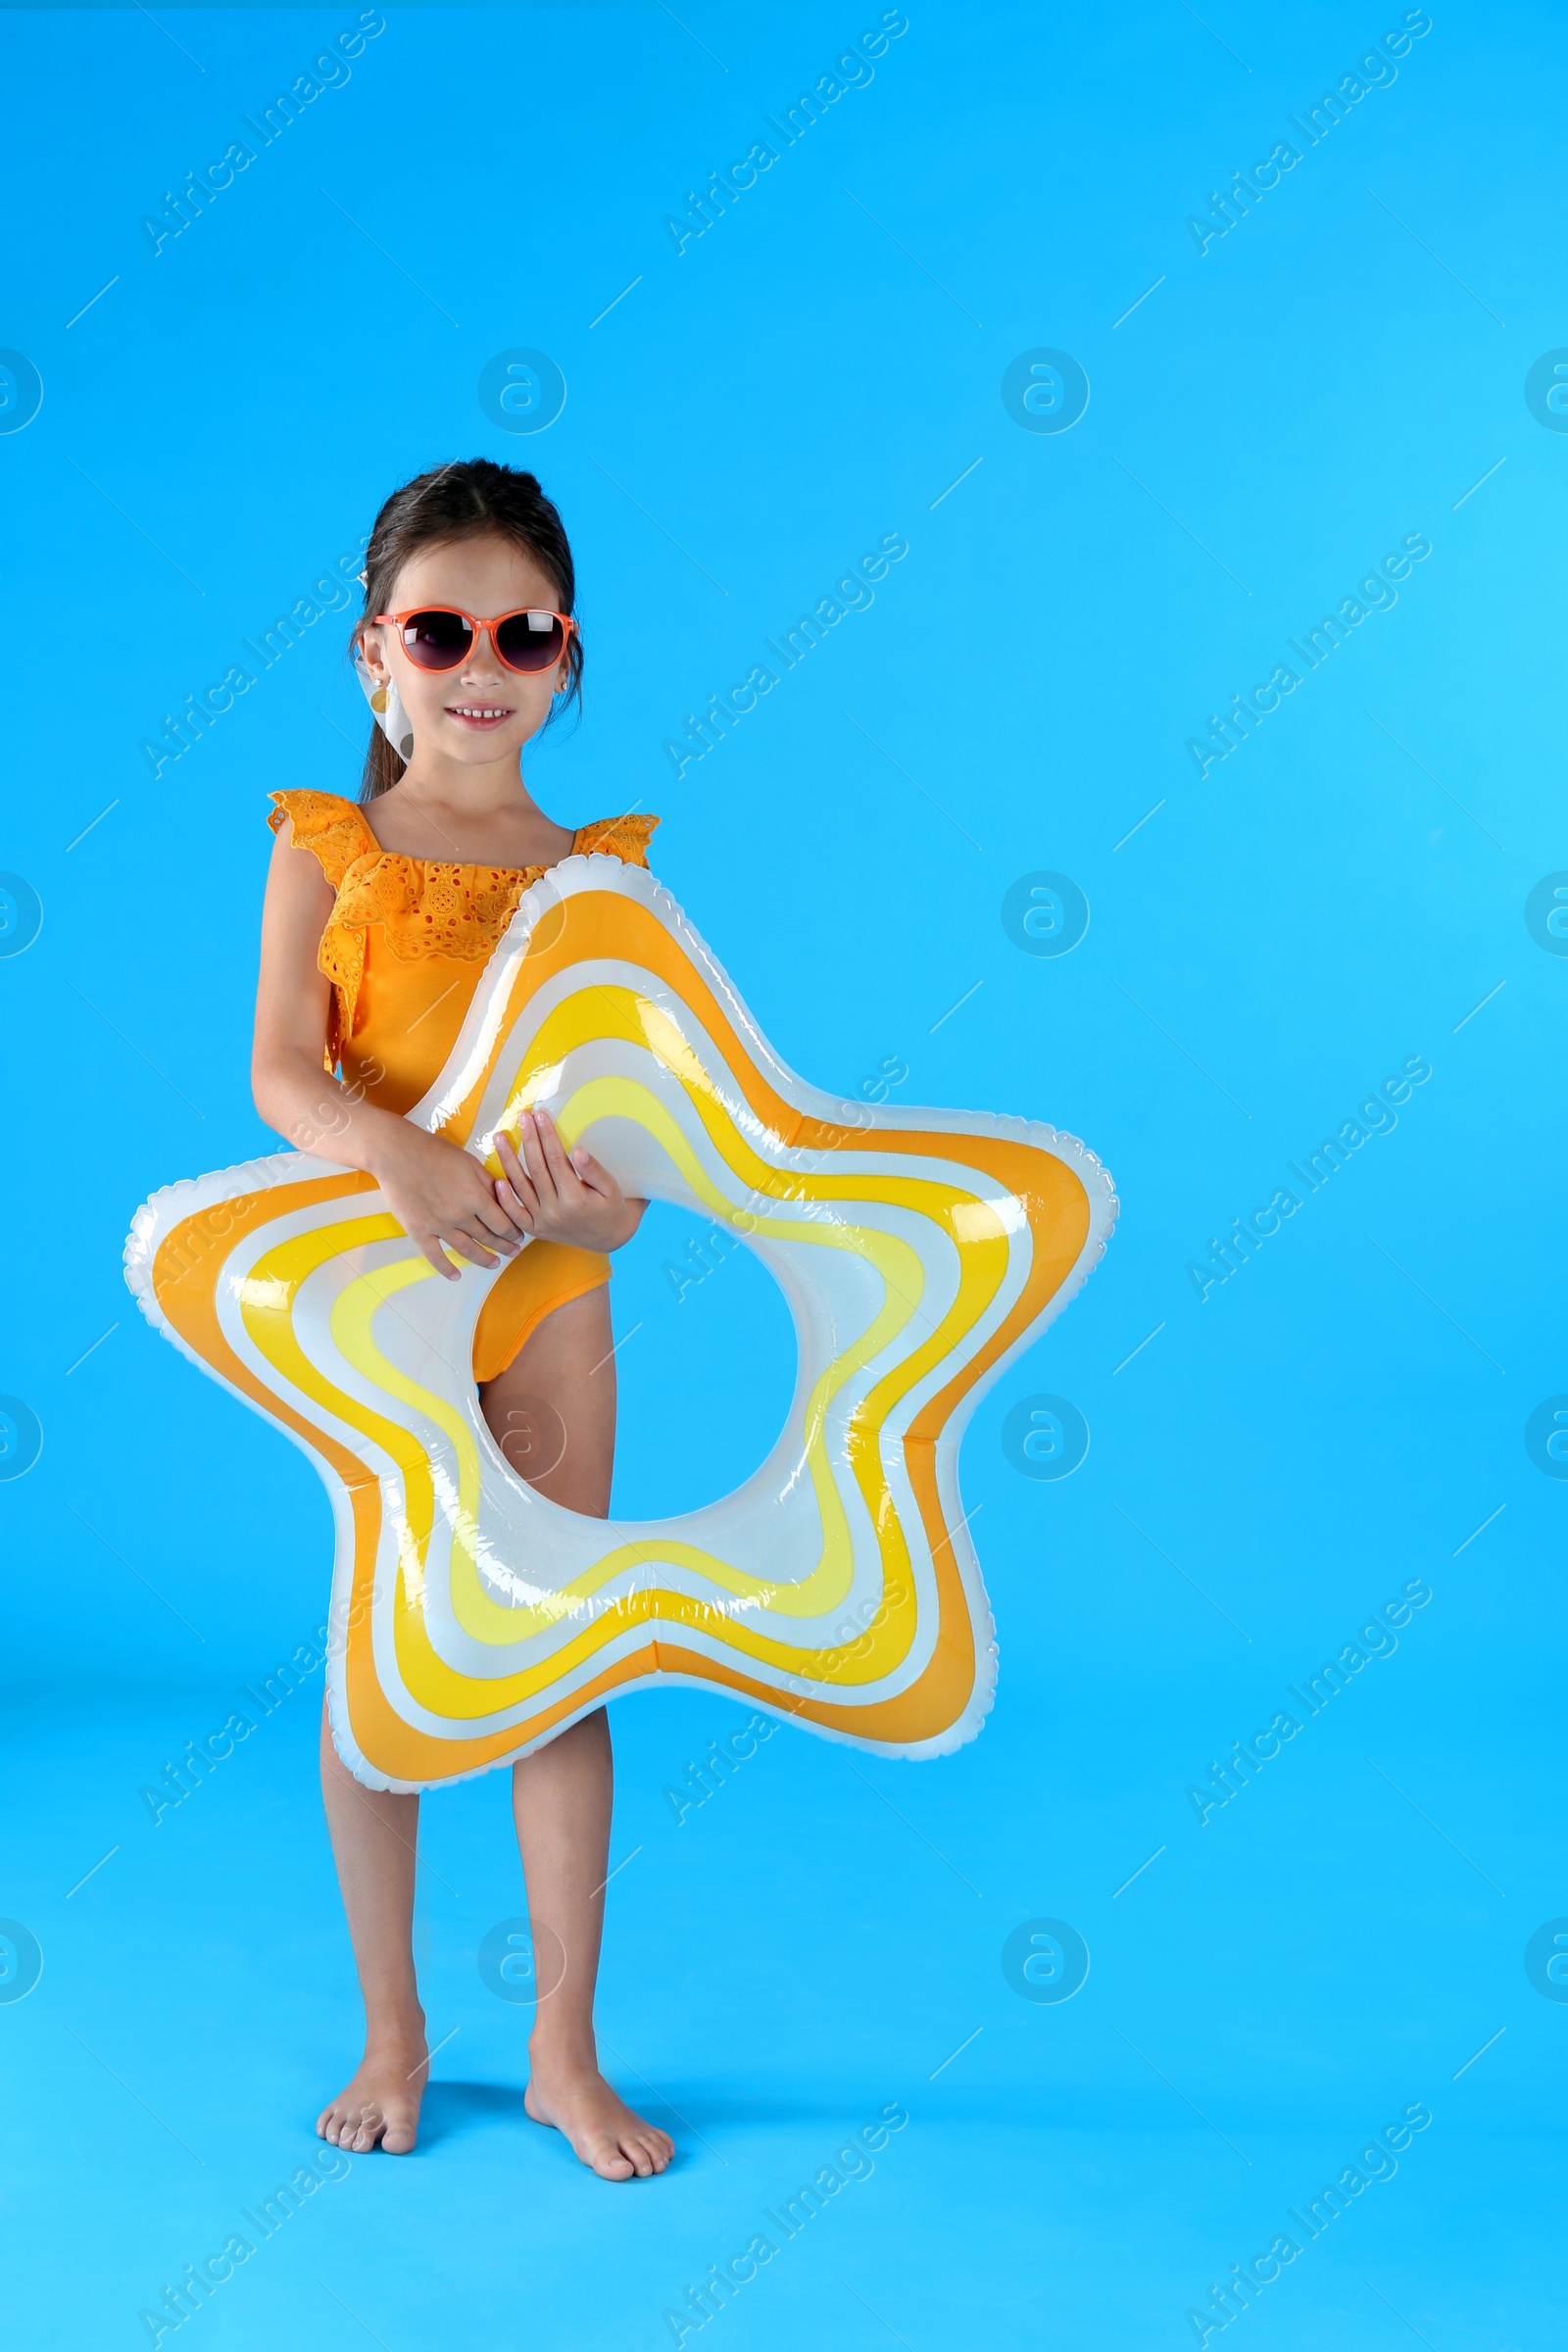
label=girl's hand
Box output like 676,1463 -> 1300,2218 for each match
369,1122 -> 526,1281
493,1108 -> 644,1251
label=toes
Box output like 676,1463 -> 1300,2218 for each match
594,2146 -> 635,2180
318,2077 -> 428,2154
620,2132 -> 666,2177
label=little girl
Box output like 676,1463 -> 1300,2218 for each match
251,458 -> 673,2180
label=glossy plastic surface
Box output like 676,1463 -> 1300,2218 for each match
124,857 -> 1116,1789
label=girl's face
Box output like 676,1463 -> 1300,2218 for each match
359,532 -> 571,777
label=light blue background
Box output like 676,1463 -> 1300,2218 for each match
2,4 -> 1562,2346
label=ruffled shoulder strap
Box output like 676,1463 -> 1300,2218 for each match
574,812 -> 660,867
268,789 -> 377,890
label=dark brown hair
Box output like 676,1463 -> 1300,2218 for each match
352,458 -> 584,801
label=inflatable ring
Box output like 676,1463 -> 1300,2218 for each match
125,857 -> 1116,1788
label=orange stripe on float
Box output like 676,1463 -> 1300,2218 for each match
146,894 -> 1094,1782
149,1175 -> 406,1775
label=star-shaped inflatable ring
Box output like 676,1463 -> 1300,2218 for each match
126,856 -> 1116,1789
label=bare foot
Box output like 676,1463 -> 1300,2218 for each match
316,2030 -> 428,2155
524,2061 -> 674,2180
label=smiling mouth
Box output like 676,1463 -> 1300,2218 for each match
446,704 -> 513,725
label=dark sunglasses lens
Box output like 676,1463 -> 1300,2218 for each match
495,611 -> 565,672
401,611 -> 472,669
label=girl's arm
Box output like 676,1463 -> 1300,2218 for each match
252,818 -> 529,1279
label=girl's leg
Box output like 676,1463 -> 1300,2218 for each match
315,1713 -> 428,2152
483,1286 -> 673,2180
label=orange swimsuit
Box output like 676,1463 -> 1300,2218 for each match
268,789 -> 660,1383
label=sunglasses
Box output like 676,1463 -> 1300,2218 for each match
371,607 -> 576,675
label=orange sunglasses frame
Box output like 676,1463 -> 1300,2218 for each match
368,607 -> 577,675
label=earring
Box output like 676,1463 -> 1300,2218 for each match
354,638 -> 415,763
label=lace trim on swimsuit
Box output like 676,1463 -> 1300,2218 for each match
267,790 -> 659,1070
